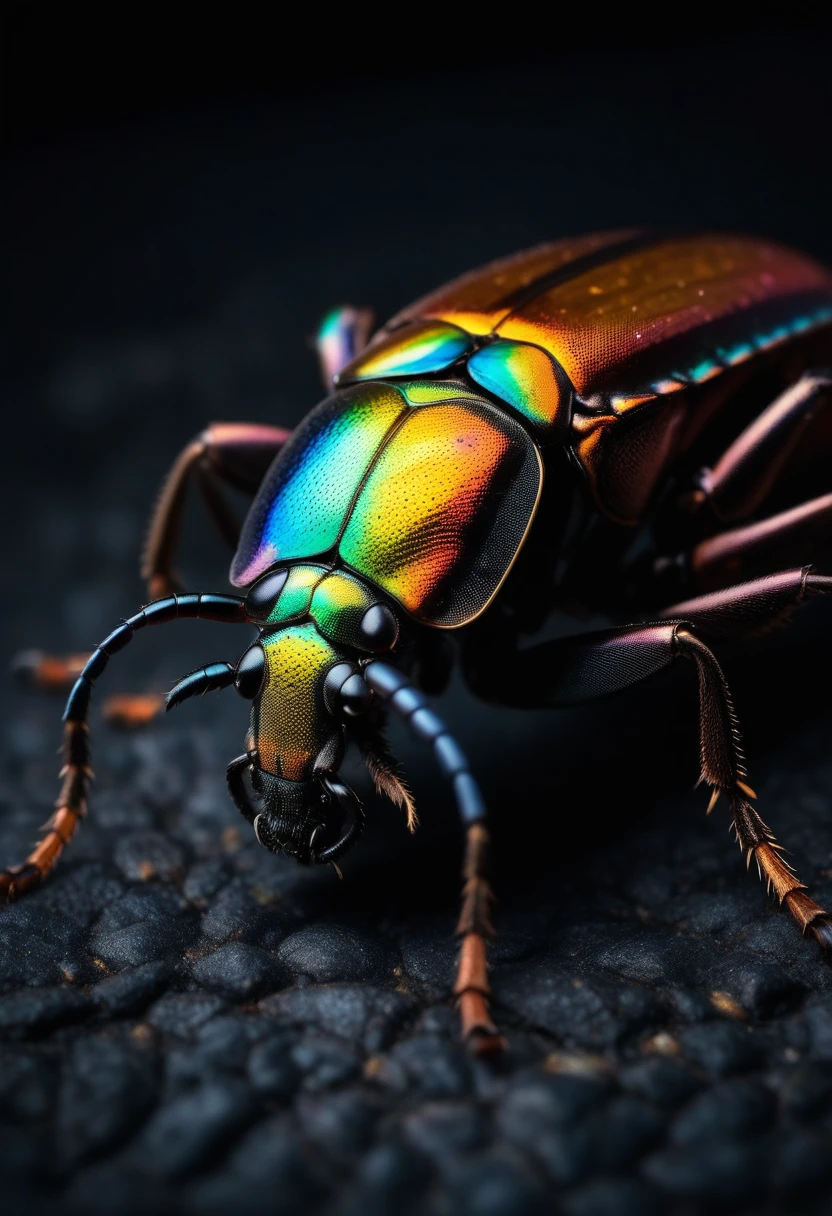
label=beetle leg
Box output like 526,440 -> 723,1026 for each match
13,650 -> 167,726
142,422 -> 290,600
0,594 -> 249,902
689,492 -> 832,593
466,619 -> 832,951
315,306 -> 374,388
364,661 -> 505,1056
13,651 -> 90,691
673,627 -> 832,950
691,370 -> 832,524
658,567 -> 832,641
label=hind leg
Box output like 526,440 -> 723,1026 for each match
652,369 -> 832,597
464,582 -> 832,952
15,423 -> 289,724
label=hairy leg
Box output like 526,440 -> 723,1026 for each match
464,591 -> 832,951
1,594 -> 248,900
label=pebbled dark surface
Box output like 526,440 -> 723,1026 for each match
5,706 -> 832,1216
5,36 -> 832,1216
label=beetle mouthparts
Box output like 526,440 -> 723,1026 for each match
243,769 -> 365,866
252,810 -> 320,865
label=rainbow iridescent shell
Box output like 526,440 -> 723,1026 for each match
232,382 -> 542,626
233,231 -> 832,618
370,230 -> 832,411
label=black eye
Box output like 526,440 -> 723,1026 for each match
323,662 -> 357,715
235,644 -> 266,699
339,674 -> 373,716
246,570 -> 288,621
323,662 -> 373,717
359,604 -> 398,652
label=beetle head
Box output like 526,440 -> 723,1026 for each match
222,565 -> 402,866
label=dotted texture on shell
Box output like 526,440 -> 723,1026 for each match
494,233 -> 832,402
338,400 -> 541,627
231,384 -> 406,587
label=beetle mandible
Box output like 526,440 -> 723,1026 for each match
8,230 -> 832,1053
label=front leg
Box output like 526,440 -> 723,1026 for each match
465,616 -> 832,951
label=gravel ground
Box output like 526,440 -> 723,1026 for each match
5,37 -> 832,1214
4,689 -> 832,1216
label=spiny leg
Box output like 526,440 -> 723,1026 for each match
0,593 -> 248,900
465,609 -> 832,952
658,569 -> 832,944
675,627 -> 831,948
13,423 -> 287,723
364,661 -> 504,1055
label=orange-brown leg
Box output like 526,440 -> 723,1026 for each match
2,591 -> 248,901
363,660 -> 505,1055
673,626 -> 832,947
469,610 -> 832,956
0,719 -> 90,900
730,794 -> 832,948
13,651 -> 89,691
455,822 -> 505,1056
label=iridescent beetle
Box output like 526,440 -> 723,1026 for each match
8,231 -> 832,1052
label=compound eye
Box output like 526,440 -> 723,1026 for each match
245,570 -> 288,622
235,644 -> 266,699
358,604 -> 398,652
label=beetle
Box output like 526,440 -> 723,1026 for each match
7,230 -> 832,1053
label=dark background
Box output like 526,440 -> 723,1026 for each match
4,14 -> 832,1216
